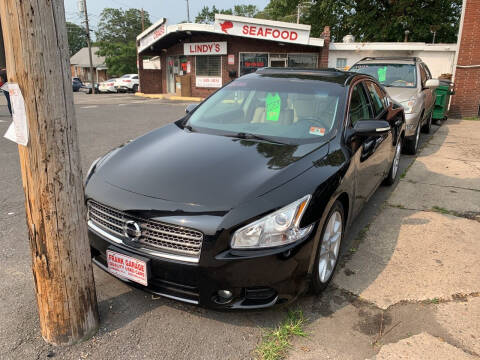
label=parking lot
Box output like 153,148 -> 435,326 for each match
0,93 -> 478,359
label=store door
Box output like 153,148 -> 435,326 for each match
167,56 -> 180,94
269,54 -> 287,68
270,59 -> 287,67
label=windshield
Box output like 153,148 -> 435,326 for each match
350,63 -> 417,88
187,75 -> 345,143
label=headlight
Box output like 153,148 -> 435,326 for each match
231,195 -> 313,249
400,98 -> 416,114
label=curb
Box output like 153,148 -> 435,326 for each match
135,92 -> 204,102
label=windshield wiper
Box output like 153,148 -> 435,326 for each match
230,132 -> 287,144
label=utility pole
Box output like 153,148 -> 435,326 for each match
297,4 -> 300,24
186,0 -> 191,22
141,8 -> 145,32
82,0 -> 95,94
0,0 -> 99,345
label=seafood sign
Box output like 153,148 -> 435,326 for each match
214,15 -> 311,45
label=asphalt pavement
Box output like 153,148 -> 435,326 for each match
0,92 -> 443,359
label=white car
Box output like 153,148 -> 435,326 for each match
115,74 -> 139,93
99,79 -> 118,93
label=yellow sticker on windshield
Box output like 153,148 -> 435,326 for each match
378,66 -> 387,82
265,93 -> 281,122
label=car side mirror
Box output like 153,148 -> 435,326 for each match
353,120 -> 391,136
425,79 -> 440,89
185,103 -> 199,114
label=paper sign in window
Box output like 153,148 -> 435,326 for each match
377,67 -> 387,83
265,93 -> 281,122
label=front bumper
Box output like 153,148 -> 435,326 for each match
404,112 -> 422,137
115,86 -> 132,91
88,221 -> 316,309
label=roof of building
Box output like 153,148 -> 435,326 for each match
330,42 -> 456,52
137,15 -> 325,55
70,47 -> 107,68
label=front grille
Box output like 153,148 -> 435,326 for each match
87,200 -> 203,259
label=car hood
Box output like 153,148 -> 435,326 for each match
385,86 -> 418,102
93,123 -> 328,210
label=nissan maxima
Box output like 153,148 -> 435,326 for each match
85,68 -> 405,309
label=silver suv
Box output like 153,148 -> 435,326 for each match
350,57 -> 439,154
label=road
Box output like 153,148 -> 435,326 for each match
0,92 -> 441,359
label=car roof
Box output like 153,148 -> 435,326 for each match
253,67 -> 360,85
354,57 -> 420,65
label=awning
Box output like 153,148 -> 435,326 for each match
137,15 -> 324,55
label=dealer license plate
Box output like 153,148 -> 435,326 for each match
106,250 -> 148,286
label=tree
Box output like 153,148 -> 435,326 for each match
95,8 -> 152,76
234,4 -> 259,17
257,0 -> 462,43
341,0 -> 462,43
255,0 -> 299,22
195,4 -> 259,24
66,21 -> 87,56
195,6 -> 232,24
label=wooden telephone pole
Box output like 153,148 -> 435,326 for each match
81,0 -> 95,94
0,0 -> 99,345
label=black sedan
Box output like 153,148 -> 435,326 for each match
85,68 -> 405,309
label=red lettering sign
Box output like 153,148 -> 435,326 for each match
233,25 -> 300,42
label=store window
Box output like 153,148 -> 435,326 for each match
196,55 -> 221,76
240,53 -> 268,76
288,54 -> 318,68
336,58 -> 347,69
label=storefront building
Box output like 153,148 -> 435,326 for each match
136,15 -> 331,97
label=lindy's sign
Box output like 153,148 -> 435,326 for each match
138,19 -> 167,53
184,42 -> 227,56
214,15 -> 311,45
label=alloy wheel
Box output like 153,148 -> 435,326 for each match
318,211 -> 343,283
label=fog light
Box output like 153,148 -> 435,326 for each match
215,290 -> 233,305
218,290 -> 233,299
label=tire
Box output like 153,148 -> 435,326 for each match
132,84 -> 139,93
421,111 -> 432,134
311,201 -> 345,294
384,138 -> 402,185
404,122 -> 420,155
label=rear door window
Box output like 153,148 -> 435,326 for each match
419,65 -> 427,87
349,82 -> 373,125
365,81 -> 386,117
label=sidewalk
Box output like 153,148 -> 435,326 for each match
288,119 -> 480,359
135,92 -> 204,102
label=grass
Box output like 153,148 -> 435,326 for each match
256,310 -> 307,360
400,160 -> 415,179
431,205 -> 460,217
431,205 -> 451,214
463,116 -> 480,121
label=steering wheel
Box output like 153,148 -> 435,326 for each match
296,117 -> 329,129
391,79 -> 409,86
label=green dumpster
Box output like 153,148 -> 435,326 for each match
433,80 -> 455,122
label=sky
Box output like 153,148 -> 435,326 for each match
64,0 -> 270,35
